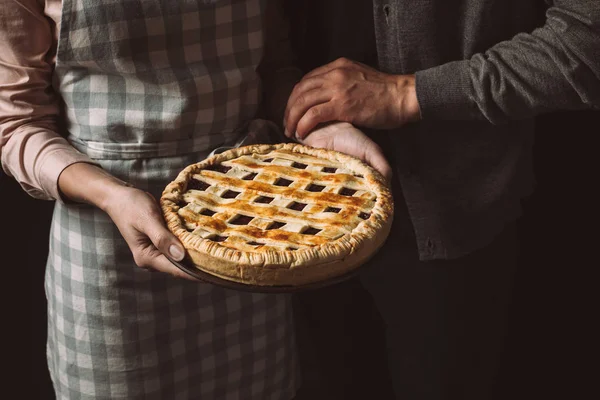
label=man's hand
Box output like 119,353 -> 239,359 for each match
297,122 -> 392,182
284,57 -> 421,139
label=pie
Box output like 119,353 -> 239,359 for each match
160,143 -> 393,286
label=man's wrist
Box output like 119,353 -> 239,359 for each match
396,74 -> 422,124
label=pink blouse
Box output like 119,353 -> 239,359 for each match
0,0 -> 94,200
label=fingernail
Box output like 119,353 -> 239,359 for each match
169,245 -> 184,261
284,128 -> 289,137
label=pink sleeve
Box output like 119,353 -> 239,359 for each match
0,0 -> 95,201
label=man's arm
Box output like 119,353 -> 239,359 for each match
256,0 -> 392,180
416,0 -> 600,124
283,0 -> 599,136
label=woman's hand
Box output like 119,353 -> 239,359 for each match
296,122 -> 392,183
102,186 -> 195,279
58,163 -> 195,280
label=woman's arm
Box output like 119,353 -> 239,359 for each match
57,163 -> 193,279
0,0 -> 192,279
0,0 -> 94,200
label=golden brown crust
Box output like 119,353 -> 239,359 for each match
160,143 -> 394,286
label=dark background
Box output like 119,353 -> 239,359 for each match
3,1 -> 598,398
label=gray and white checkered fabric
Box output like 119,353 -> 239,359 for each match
55,0 -> 265,159
46,1 -> 298,398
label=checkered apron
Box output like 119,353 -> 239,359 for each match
46,1 -> 297,399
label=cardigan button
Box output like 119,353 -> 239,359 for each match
426,237 -> 436,254
383,4 -> 392,24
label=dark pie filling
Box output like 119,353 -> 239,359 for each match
292,162 -> 308,169
303,227 -> 322,236
229,215 -> 254,225
306,184 -> 325,192
221,190 -> 240,199
288,201 -> 307,211
254,196 -> 274,204
200,209 -> 216,217
205,164 -> 232,173
242,172 -> 258,180
274,178 -> 293,187
267,221 -> 286,230
339,187 -> 357,196
187,179 -> 210,191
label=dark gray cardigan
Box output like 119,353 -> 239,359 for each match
366,0 -> 600,260
277,0 -> 600,260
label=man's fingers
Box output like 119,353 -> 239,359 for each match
284,76 -> 326,132
295,104 -> 337,139
302,57 -> 354,80
284,89 -> 331,138
284,60 -> 360,134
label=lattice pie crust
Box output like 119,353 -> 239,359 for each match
161,143 -> 393,286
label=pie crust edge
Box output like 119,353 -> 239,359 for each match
160,143 -> 394,286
